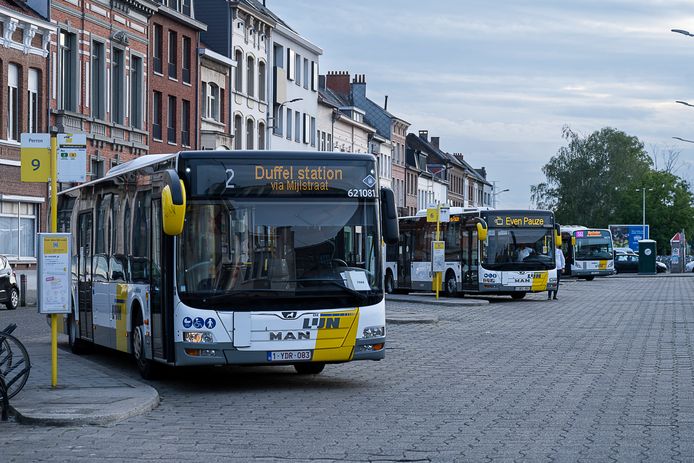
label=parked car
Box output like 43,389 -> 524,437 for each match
0,255 -> 19,310
615,252 -> 668,274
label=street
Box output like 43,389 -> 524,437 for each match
2,275 -> 694,462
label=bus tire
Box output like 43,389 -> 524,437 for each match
294,362 -> 325,375
68,313 -> 89,355
385,271 -> 395,294
444,271 -> 457,297
511,292 -> 526,300
585,276 -> 595,281
132,321 -> 158,380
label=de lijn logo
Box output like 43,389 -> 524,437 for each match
362,174 -> 376,188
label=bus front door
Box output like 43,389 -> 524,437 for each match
462,228 -> 478,292
150,199 -> 175,362
77,212 -> 94,340
398,231 -> 413,289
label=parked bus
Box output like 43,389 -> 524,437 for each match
560,226 -> 615,280
57,151 -> 398,378
385,208 -> 560,299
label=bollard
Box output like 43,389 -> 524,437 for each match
19,274 -> 26,307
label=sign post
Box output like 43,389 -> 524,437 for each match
427,204 -> 450,299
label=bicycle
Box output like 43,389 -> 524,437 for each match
0,324 -> 31,421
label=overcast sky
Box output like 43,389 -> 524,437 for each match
269,0 -> 694,209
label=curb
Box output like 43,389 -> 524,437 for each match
11,384 -> 159,427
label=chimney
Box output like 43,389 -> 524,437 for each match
431,137 -> 440,149
418,130 -> 429,141
325,71 -> 351,97
384,95 -> 388,111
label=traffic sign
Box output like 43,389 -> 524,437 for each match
427,207 -> 439,223
20,133 -> 50,182
57,133 -> 87,183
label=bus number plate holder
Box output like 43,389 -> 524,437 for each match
267,350 -> 313,362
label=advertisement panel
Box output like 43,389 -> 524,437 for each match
609,224 -> 649,251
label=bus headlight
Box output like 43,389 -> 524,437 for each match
363,326 -> 385,338
183,332 -> 214,343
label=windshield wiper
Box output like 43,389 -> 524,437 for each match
274,278 -> 370,303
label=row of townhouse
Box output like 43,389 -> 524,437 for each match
0,0 -> 492,271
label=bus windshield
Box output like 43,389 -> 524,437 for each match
177,198 -> 382,310
574,230 -> 613,260
483,228 -> 555,270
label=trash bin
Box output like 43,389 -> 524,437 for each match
638,239 -> 657,274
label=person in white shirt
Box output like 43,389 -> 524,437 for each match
517,244 -> 532,262
549,246 -> 566,300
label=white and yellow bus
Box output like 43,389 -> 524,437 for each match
58,151 -> 398,378
560,226 -> 615,280
385,208 -> 560,299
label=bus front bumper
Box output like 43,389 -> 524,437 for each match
174,337 -> 385,367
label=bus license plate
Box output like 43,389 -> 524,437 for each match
267,350 -> 312,362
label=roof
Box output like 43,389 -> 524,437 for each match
237,0 -> 294,31
0,0 -> 45,19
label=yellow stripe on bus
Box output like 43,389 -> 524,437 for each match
312,309 -> 359,362
531,272 -> 549,291
116,284 -> 128,352
599,260 -> 607,270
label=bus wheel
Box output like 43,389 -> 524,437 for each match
294,362 -> 325,375
444,272 -> 457,297
385,272 -> 395,294
68,313 -> 89,355
511,292 -> 526,300
132,324 -> 158,380
585,276 -> 595,281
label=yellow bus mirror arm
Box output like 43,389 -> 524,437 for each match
162,170 -> 186,236
555,233 -> 562,247
476,219 -> 488,242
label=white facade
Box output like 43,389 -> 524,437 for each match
417,175 -> 447,210
230,7 -> 271,150
268,23 -> 322,150
200,48 -> 234,150
371,135 -> 392,189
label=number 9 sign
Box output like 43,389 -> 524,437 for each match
20,133 -> 51,182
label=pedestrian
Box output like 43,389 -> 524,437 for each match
549,246 -> 566,300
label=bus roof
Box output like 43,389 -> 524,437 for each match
407,207 -> 553,219
560,225 -> 611,233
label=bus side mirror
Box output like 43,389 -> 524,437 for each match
476,220 -> 488,241
162,169 -> 186,236
571,237 -> 576,246
554,224 -> 562,247
380,187 -> 399,245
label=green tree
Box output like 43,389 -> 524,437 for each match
532,126 -> 694,252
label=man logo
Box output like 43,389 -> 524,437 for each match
281,312 -> 298,320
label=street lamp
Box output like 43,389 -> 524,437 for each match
268,97 -> 303,128
672,28 -> 694,37
492,188 -> 509,208
672,136 -> 694,144
635,187 -> 654,239
676,100 -> 694,108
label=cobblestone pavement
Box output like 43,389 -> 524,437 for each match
2,276 -> 694,462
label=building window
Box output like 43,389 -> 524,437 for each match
153,24 -> 163,74
112,48 -> 125,124
168,30 -> 178,79
273,44 -> 284,68
310,116 -> 316,147
295,52 -> 301,86
311,61 -> 318,91
258,61 -> 266,101
153,91 -> 162,141
287,48 -> 295,81
234,49 -> 243,91
294,112 -> 300,142
28,69 -> 39,133
203,82 -> 220,121
7,64 -> 20,141
91,156 -> 104,180
246,118 -> 254,149
0,201 -> 38,259
58,30 -> 77,111
303,113 -> 310,144
167,96 -> 176,143
234,114 -> 242,149
182,36 -> 191,84
272,105 -> 283,136
258,122 -> 265,150
181,0 -> 191,15
130,55 -> 143,129
181,99 -> 190,147
303,58 -> 309,90
91,41 -> 105,119
246,56 -> 255,97
286,108 -> 292,140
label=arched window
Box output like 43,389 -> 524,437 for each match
234,49 -> 243,92
258,122 -> 265,150
246,118 -> 254,149
258,61 -> 266,101
234,114 -> 242,149
246,56 -> 255,97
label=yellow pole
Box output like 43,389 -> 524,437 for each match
50,135 -> 58,388
435,204 -> 441,300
